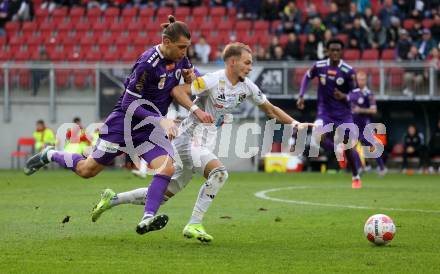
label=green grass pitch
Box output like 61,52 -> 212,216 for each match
0,170 -> 439,273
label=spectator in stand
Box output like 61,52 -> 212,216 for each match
32,48 -> 49,96
428,118 -> 440,173
280,1 -> 301,34
417,28 -> 436,59
324,2 -> 343,34
194,36 -> 211,64
11,0 -> 33,21
368,17 -> 388,51
379,0 -> 399,28
361,6 -> 374,29
33,120 -> 56,152
317,29 -> 332,59
402,124 -> 427,173
128,0 -> 149,8
348,16 -> 369,51
430,14 -> 440,43
65,117 -> 91,155
178,0 -> 201,7
395,0 -> 413,19
0,0 -> 9,36
386,16 -> 401,48
303,33 -> 318,61
213,47 -> 224,65
409,19 -> 424,42
304,16 -> 326,42
403,45 -> 424,96
355,0 -> 370,13
267,35 -> 280,58
344,2 -> 360,32
270,45 -> 285,61
305,2 -> 319,19
256,46 -> 269,61
284,32 -> 301,60
162,0 -> 178,8
237,0 -> 261,20
396,29 -> 412,60
211,0 -> 232,7
186,44 -> 198,62
409,6 -> 424,21
260,0 -> 280,21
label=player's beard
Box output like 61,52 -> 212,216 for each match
238,76 -> 245,82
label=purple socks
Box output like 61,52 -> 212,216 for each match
52,152 -> 85,172
144,174 -> 171,216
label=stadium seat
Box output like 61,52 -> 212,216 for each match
52,7 -> 68,20
235,20 -> 252,32
22,22 -> 37,36
0,47 -> 11,61
98,34 -> 116,47
254,20 -> 270,32
102,47 -> 121,62
227,7 -> 236,18
317,4 -> 330,17
85,49 -> 102,62
104,7 -> 120,21
122,6 -> 138,18
362,49 -> 379,60
70,6 -> 85,20
55,69 -> 70,88
35,8 -> 49,22
257,34 -> 270,48
8,35 -> 24,47
57,20 -> 73,32
80,35 -> 97,47
335,34 -> 348,46
389,68 -> 404,88
156,7 -> 173,21
175,7 -> 191,20
73,70 -> 90,88
93,20 -> 110,33
422,19 -> 434,29
139,8 -> 154,19
403,19 -> 415,30
381,49 -> 395,60
5,21 -> 20,34
371,0 -> 382,14
87,7 -> 102,17
279,34 -> 289,47
217,20 -> 234,32
48,49 -> 66,61
344,49 -> 361,60
10,137 -> 35,169
0,35 -> 6,46
192,6 -> 208,18
270,20 -> 281,33
26,35 -> 43,47
368,68 -> 381,89
210,6 -> 225,17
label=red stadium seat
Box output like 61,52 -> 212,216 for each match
98,34 -> 116,46
381,49 -> 395,60
344,49 -> 361,60
104,7 -> 120,17
227,7 -> 236,18
175,7 -> 191,20
88,8 -> 102,17
369,68 -> 381,89
192,6 -> 208,18
335,34 -> 348,46
279,34 -> 289,46
55,69 -> 70,88
235,20 -> 252,32
254,20 -> 269,32
210,6 -> 225,17
0,35 -> 6,46
5,21 -> 20,34
317,4 -> 330,17
48,49 -> 66,61
422,19 -> 434,29
14,49 -> 30,62
0,47 -> 11,61
22,22 -> 37,36
102,47 -> 121,62
389,68 -> 404,88
139,8 -> 154,19
26,35 -> 43,47
270,20 -> 282,33
257,34 -> 270,48
93,20 -> 110,32
52,7 -> 68,19
371,0 -> 382,14
122,7 -> 138,18
403,19 -> 415,30
217,20 -> 234,32
75,20 -> 91,32
241,32 -> 258,47
39,19 -> 54,32
128,20 -> 143,31
156,7 -> 173,21
362,49 -> 379,60
80,35 -> 97,47
57,20 -> 73,32
35,8 -> 49,22
121,49 -> 139,62
8,34 -> 24,47
10,138 -> 35,169
70,6 -> 85,20
85,49 -> 102,62
115,33 -> 130,48
73,70 -> 90,88
109,20 -> 125,32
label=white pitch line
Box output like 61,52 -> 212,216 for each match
255,186 -> 440,214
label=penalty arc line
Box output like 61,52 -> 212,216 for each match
254,186 -> 440,214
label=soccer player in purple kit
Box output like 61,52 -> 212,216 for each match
296,38 -> 362,188
334,71 -> 387,175
24,16 -> 213,234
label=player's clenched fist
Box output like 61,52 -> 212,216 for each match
193,109 -> 214,123
182,68 -> 196,84
159,118 -> 178,140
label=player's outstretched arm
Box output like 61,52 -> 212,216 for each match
171,84 -> 214,123
258,100 -> 314,129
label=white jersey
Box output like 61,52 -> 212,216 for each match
179,69 -> 267,137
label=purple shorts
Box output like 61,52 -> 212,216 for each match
315,115 -> 357,141
91,130 -> 174,166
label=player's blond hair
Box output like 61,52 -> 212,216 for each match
222,42 -> 252,61
160,15 -> 191,42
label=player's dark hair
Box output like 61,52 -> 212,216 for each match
161,15 -> 191,42
73,117 -> 81,123
326,38 -> 344,49
36,119 -> 44,125
222,42 -> 252,61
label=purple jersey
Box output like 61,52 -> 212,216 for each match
306,59 -> 357,122
106,45 -> 194,133
348,87 -> 377,126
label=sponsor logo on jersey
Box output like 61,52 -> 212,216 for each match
357,97 -> 364,104
147,52 -> 158,64
336,77 -> 344,85
192,77 -> 206,93
217,92 -> 226,102
214,104 -> 224,109
136,71 -> 147,92
238,93 -> 247,102
166,63 -> 175,71
320,76 -> 326,85
341,67 -> 349,73
327,69 -> 337,76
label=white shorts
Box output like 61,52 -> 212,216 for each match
167,132 -> 218,195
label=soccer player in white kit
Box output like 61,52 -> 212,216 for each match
91,42 -> 313,242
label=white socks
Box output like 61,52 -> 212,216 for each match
189,167 -> 228,224
110,188 -> 148,206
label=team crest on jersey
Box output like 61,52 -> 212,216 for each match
320,76 -> 326,85
158,74 -> 166,89
238,93 -> 247,102
336,77 -> 344,85
175,69 -> 181,80
327,70 -> 337,76
357,97 -> 364,104
219,79 -> 226,93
